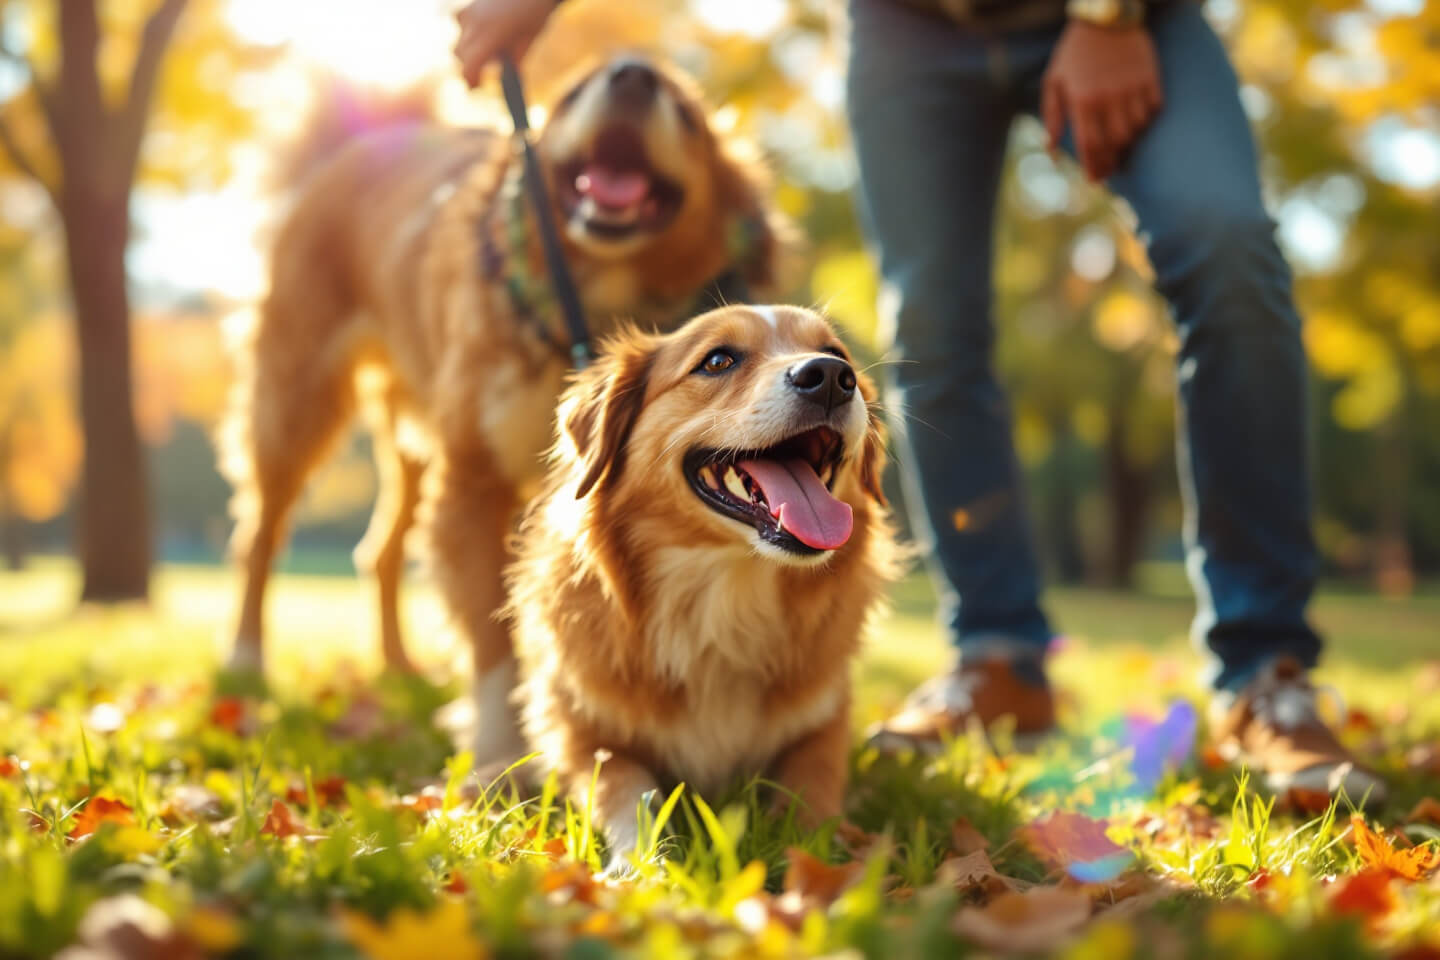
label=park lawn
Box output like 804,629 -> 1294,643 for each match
0,559 -> 1438,959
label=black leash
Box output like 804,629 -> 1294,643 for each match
499,56 -> 594,370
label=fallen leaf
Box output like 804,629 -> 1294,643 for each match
952,886 -> 1092,953
783,847 -> 863,905
936,849 -> 1016,900
539,860 -> 600,906
734,892 -> 808,935
341,899 -> 486,960
159,786 -> 226,825
1344,708 -> 1378,734
1019,811 -> 1133,882
950,817 -> 989,855
1329,868 -> 1397,927
1406,798 -> 1440,827
0,755 -> 22,777
53,894 -> 203,960
285,775 -> 348,809
68,796 -> 136,841
259,800 -> 316,839
1200,744 -> 1227,771
443,873 -> 468,894
396,786 -> 446,817
1351,815 -> 1440,882
207,697 -> 254,736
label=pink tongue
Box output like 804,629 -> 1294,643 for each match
576,165 -> 648,208
736,458 -> 853,551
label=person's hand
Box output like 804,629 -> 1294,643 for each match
454,0 -> 555,88
1041,21 -> 1163,182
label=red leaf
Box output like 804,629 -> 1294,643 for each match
207,697 -> 253,735
259,800 -> 306,839
68,796 -> 136,840
1329,868 -> 1397,925
443,872 -> 468,894
285,775 -> 348,809
0,755 -> 21,778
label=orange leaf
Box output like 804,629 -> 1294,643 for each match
952,886 -> 1092,953
950,817 -> 989,856
68,796 -> 136,840
540,861 -> 600,906
1405,798 -> 1440,827
443,872 -> 468,894
1350,815 -> 1440,882
834,820 -> 883,860
1278,787 -> 1333,816
1329,868 -> 1397,926
0,755 -> 21,777
783,847 -> 863,905
260,800 -> 306,839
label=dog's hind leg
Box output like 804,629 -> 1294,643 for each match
221,295 -> 359,673
425,446 -> 525,766
354,386 -> 425,672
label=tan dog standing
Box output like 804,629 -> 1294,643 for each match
221,57 -> 786,766
505,305 -> 899,864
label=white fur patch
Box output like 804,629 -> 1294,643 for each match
472,657 -> 527,768
753,305 -> 780,329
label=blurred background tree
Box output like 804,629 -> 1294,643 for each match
0,0 -> 1437,599
0,0 -> 260,599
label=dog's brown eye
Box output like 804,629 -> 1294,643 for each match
697,349 -> 737,375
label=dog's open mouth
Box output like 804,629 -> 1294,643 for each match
684,426 -> 852,555
557,125 -> 684,241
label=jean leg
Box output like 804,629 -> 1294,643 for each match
847,0 -> 1052,656
1099,4 -> 1322,689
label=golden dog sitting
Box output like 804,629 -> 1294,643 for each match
506,305 -> 900,865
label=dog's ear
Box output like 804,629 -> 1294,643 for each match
714,139 -> 799,295
564,334 -> 656,499
857,371 -> 888,506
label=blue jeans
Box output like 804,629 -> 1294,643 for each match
845,0 -> 1322,690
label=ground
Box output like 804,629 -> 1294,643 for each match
0,559 -> 1437,959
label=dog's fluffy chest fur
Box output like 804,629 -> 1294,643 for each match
514,537 -> 854,795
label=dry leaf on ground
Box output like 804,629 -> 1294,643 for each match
936,849 -> 1017,900
950,817 -> 989,856
952,886 -> 1092,953
783,847 -> 864,905
1351,815 -> 1440,882
68,796 -> 136,841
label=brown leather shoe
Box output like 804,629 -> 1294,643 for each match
1208,656 -> 1387,806
866,657 -> 1057,753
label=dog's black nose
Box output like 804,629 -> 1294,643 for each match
787,356 -> 857,413
608,60 -> 659,107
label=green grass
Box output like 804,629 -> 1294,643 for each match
1,559 -> 1437,958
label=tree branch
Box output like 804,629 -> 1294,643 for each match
0,111 -> 56,202
115,0 -> 189,185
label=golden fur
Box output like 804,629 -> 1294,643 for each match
221,56 -> 787,765
505,305 -> 900,863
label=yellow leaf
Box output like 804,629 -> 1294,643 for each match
342,900 -> 487,960
183,905 -> 245,953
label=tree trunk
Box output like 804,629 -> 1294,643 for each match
1103,413 -> 1149,588
63,192 -> 151,602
